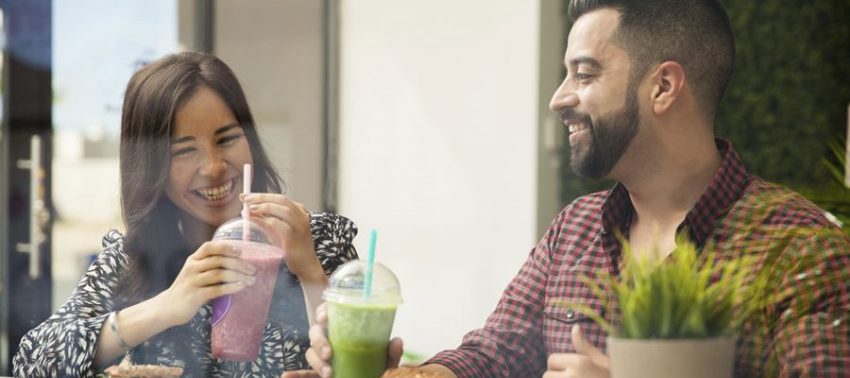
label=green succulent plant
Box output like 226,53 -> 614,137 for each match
592,236 -> 756,339
558,235 -> 759,340
558,192 -> 850,374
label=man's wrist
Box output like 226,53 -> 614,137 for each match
419,364 -> 457,378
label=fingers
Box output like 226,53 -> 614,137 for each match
306,320 -> 332,376
250,202 -> 296,221
387,337 -> 404,369
201,280 -> 250,299
194,268 -> 256,288
305,346 -> 332,378
192,254 -> 258,277
253,216 -> 294,235
242,194 -> 307,215
190,241 -> 240,261
316,302 -> 328,326
280,370 -> 322,378
571,325 -> 607,365
308,324 -> 331,359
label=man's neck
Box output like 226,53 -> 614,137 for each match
617,134 -> 721,256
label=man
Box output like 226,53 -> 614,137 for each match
287,0 -> 850,376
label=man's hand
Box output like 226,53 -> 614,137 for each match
542,325 -> 610,378
281,302 -> 404,378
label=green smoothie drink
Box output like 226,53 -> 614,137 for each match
324,261 -> 402,378
328,302 -> 397,377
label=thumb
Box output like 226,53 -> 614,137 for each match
571,325 -> 608,366
386,337 -> 404,368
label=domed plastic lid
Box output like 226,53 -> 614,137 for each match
323,260 -> 403,305
212,216 -> 277,246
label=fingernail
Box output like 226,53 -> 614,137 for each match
250,204 -> 259,212
321,366 -> 332,378
322,346 -> 331,358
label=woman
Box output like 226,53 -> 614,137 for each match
13,52 -> 357,377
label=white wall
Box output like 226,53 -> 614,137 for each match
338,0 -> 554,358
214,0 -> 325,211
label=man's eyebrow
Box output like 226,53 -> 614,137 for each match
172,123 -> 240,145
568,56 -> 603,69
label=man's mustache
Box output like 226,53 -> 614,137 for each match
558,109 -> 592,125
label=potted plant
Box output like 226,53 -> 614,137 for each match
565,193 -> 848,378
585,237 -> 748,378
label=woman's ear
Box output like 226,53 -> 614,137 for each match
649,61 -> 686,115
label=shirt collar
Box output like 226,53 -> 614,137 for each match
601,138 -> 750,248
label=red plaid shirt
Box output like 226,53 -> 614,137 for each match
427,140 -> 850,377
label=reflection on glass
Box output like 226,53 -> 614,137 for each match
51,0 -> 177,309
0,8 -> 6,375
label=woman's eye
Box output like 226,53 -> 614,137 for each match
218,134 -> 242,145
171,147 -> 195,157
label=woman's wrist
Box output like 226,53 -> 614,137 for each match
149,290 -> 180,328
295,262 -> 328,285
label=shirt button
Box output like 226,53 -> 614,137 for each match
565,309 -> 576,320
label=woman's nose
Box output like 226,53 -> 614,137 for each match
199,151 -> 227,177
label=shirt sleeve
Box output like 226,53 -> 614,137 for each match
770,233 -> 850,377
310,212 -> 359,276
425,214 -> 560,377
12,241 -> 128,378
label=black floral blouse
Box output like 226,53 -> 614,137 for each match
13,213 -> 358,378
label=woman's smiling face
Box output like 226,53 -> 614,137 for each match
165,85 -> 252,229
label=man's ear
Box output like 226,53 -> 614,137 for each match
648,61 -> 685,115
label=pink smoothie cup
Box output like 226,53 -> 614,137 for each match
210,217 -> 285,361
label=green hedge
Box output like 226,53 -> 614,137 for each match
560,0 -> 850,214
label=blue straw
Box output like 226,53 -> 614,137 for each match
364,229 -> 378,299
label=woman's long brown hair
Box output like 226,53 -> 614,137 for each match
116,52 -> 283,307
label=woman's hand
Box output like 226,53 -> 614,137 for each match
158,241 -> 258,326
241,193 -> 325,283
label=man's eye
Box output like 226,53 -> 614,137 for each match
575,73 -> 592,81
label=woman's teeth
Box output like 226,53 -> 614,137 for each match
195,181 -> 233,201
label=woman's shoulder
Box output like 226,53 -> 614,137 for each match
96,229 -> 130,270
308,212 -> 358,242
308,213 -> 359,271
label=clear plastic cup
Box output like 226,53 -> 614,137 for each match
210,217 -> 285,361
323,261 -> 402,378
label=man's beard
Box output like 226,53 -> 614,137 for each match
563,89 -> 640,179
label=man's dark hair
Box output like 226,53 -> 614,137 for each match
569,0 -> 735,119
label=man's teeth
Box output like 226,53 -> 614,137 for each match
195,181 -> 233,201
568,123 -> 587,134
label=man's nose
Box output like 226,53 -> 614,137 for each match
549,80 -> 579,113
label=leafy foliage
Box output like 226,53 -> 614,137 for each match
715,0 -> 850,188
